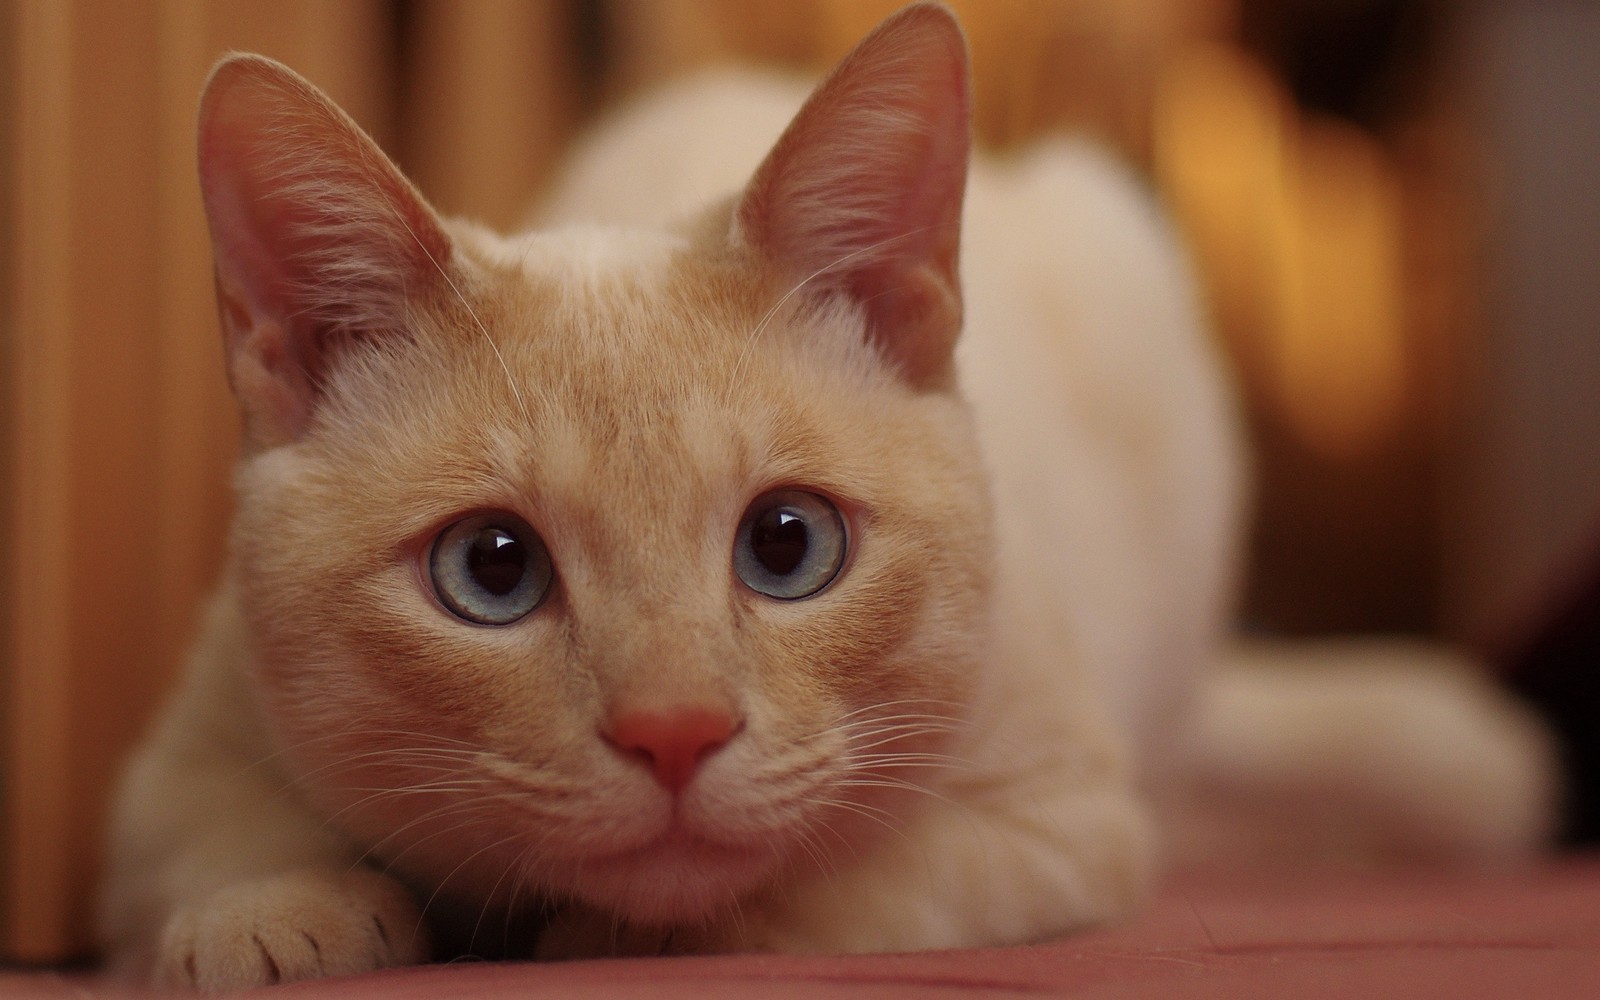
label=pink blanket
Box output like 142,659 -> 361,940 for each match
7,858 -> 1596,998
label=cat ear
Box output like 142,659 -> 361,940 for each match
197,54 -> 454,449
735,3 -> 971,389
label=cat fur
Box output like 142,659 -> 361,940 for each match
98,4 -> 1554,992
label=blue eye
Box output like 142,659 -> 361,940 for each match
734,490 -> 847,599
429,513 -> 552,625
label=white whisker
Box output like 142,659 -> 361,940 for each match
390,210 -> 532,425
723,225 -> 938,401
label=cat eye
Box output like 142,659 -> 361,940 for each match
429,512 -> 553,625
734,490 -> 848,600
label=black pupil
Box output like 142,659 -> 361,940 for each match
752,508 -> 809,576
468,528 -> 526,595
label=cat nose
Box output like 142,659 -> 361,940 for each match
604,705 -> 740,793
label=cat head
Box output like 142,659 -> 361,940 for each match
201,3 -> 992,925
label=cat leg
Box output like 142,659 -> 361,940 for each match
100,599 -> 428,991
738,774 -> 1156,954
151,868 -> 424,991
101,727 -> 429,992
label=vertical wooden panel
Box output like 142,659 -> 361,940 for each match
5,1 -> 165,960
404,0 -> 577,230
2,0 -> 391,961
148,0 -> 393,685
153,0 -> 239,710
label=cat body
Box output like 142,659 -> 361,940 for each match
99,5 -> 1550,992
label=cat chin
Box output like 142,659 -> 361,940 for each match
553,833 -> 781,925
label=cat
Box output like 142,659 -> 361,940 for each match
98,3 -> 1555,992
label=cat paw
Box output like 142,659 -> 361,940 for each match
154,869 -> 428,993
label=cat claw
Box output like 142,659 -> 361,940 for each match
154,869 -> 428,993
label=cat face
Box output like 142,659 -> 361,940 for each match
203,4 -> 986,924
232,225 -> 992,922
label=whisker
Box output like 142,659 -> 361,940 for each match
417,829 -> 530,936
467,835 -> 533,957
723,226 -> 939,402
498,841 -> 545,958
389,209 -> 531,425
834,697 -> 966,720
282,746 -> 481,785
845,730 -> 963,756
352,796 -> 508,873
787,820 -> 843,881
831,717 -> 965,740
809,796 -> 913,845
233,727 -> 484,782
320,778 -> 497,833
857,753 -> 961,766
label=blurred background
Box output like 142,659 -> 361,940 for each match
2,0 -> 1597,964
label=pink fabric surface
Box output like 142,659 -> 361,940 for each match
6,857 -> 1597,998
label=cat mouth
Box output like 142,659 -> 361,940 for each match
568,831 -> 779,924
592,827 -> 770,870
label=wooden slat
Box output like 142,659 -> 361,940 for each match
149,0 -> 393,681
404,0 -> 577,231
5,1 -> 165,960
2,0 -> 389,961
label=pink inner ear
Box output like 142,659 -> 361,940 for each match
197,54 -> 452,447
737,4 -> 971,387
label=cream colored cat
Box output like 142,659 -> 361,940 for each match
99,4 -> 1553,992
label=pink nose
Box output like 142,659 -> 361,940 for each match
604,706 -> 739,793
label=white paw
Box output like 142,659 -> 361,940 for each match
155,869 -> 429,993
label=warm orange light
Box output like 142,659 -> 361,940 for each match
1154,44 -> 1408,461
1153,45 -> 1288,393
1271,118 -> 1406,460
